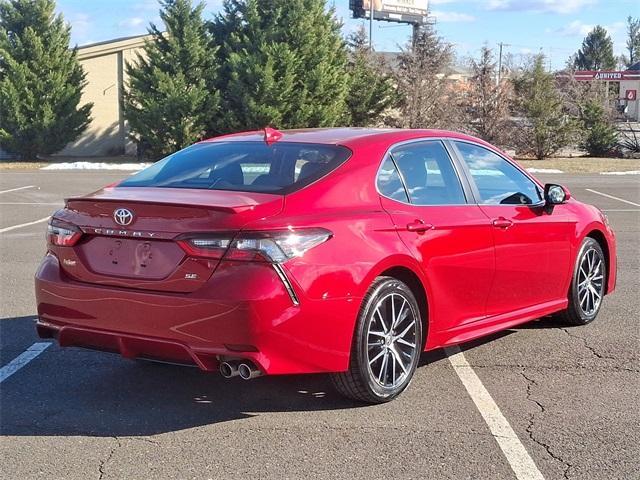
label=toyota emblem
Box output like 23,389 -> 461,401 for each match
113,208 -> 134,226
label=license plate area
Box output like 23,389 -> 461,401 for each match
77,236 -> 186,280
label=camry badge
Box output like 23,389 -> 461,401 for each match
113,208 -> 134,226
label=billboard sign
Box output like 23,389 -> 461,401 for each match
350,0 -> 429,25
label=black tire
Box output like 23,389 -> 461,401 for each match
331,276 -> 423,404
556,237 -> 606,326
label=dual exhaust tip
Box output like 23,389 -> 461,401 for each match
219,360 -> 261,380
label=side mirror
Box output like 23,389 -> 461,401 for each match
544,184 -> 570,205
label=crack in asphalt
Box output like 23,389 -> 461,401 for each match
97,436 -> 121,480
469,363 -> 640,373
560,328 -> 617,361
520,368 -> 574,480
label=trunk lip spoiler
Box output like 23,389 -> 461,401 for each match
64,196 -> 274,214
65,186 -> 283,214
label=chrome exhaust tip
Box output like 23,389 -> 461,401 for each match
220,361 -> 240,378
238,362 -> 262,380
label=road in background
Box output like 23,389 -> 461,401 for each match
0,170 -> 638,479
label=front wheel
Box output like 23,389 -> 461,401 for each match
331,276 -> 423,404
556,237 -> 606,326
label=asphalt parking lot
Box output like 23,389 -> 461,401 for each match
0,169 -> 638,480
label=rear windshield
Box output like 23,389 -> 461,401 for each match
119,141 -> 351,194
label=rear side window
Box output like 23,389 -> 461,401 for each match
119,142 -> 351,194
377,156 -> 409,203
390,141 -> 466,205
454,142 -> 542,205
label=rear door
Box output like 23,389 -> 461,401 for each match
451,141 -> 573,316
378,140 -> 495,334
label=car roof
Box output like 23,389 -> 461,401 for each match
200,128 -> 490,150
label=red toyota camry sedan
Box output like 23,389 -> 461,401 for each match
35,128 -> 616,403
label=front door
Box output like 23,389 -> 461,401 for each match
451,141 -> 573,317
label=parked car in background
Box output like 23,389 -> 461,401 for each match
35,128 -> 616,403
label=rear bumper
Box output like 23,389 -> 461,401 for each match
35,253 -> 358,374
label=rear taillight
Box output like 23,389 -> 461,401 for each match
177,228 -> 332,263
47,218 -> 82,247
177,236 -> 232,259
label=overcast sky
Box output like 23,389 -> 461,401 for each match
56,0 -> 639,70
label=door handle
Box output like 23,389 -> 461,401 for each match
406,220 -> 434,233
492,217 -> 513,229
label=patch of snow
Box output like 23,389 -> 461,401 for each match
41,162 -> 151,171
526,168 -> 564,174
600,170 -> 640,175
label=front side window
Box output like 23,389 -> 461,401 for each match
454,142 -> 542,205
119,142 -> 351,194
390,141 -> 466,206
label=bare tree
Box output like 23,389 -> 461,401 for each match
465,46 -> 513,145
394,25 -> 456,129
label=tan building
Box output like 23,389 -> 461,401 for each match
59,34 -> 150,157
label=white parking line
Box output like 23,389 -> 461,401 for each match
585,189 -> 640,207
0,185 -> 36,194
0,216 -> 50,234
0,343 -> 51,383
446,346 -> 545,480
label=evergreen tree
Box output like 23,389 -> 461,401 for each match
210,0 -> 349,133
345,25 -> 397,127
394,24 -> 455,129
625,16 -> 640,67
0,0 -> 92,159
574,26 -> 616,71
124,0 -> 219,158
466,46 -> 513,145
514,55 -> 575,159
580,100 -> 618,157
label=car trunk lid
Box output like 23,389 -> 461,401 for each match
53,187 -> 283,293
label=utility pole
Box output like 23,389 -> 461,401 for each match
496,42 -> 504,85
369,0 -> 374,51
497,42 -> 510,85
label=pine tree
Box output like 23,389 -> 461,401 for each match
124,0 -> 219,159
625,16 -> 640,67
574,26 -> 616,71
210,0 -> 349,133
580,100 -> 618,157
345,25 -> 397,127
0,0 -> 92,159
394,24 -> 455,129
466,46 -> 513,145
514,55 -> 575,159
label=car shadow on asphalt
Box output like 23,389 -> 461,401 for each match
0,314 -> 548,437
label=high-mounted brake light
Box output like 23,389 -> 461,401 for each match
177,228 -> 332,263
263,127 -> 283,145
47,218 -> 82,247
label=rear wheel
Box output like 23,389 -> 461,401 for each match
331,276 -> 423,403
556,237 -> 606,326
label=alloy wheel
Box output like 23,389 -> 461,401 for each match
366,292 -> 418,389
577,248 -> 604,316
